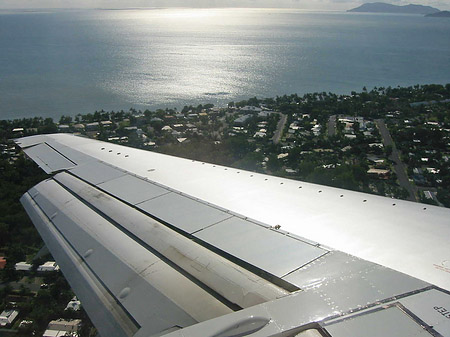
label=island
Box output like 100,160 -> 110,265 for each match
425,10 -> 450,17
348,2 -> 440,14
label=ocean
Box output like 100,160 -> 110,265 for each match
0,8 -> 449,120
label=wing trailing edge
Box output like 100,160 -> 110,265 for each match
16,134 -> 450,337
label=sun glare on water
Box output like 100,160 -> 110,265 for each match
157,8 -> 218,19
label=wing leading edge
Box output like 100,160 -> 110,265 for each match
16,134 -> 450,337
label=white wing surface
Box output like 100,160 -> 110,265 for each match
16,134 -> 450,337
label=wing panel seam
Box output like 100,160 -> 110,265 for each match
63,171 -> 301,292
52,176 -> 243,312
64,171 -> 302,292
44,142 -> 78,166
281,251 -> 331,279
21,192 -> 140,336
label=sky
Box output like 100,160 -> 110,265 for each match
0,0 -> 449,11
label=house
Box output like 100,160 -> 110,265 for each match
313,149 -> 333,153
0,309 -> 19,327
367,155 -> 384,164
0,257 -> 6,269
368,143 -> 384,149
43,319 -> 82,337
423,191 -> 434,200
234,115 -> 252,127
12,128 -> 24,134
239,106 -> 262,114
65,297 -> 81,312
367,168 -> 390,179
85,122 -> 99,131
15,262 -> 32,271
312,124 -> 321,136
15,261 -> 59,272
100,121 -> 113,128
57,125 -> 70,132
413,168 -> 426,185
38,261 -> 59,272
163,115 -> 175,122
341,146 -> 352,152
425,167 -> 440,174
73,124 -> 85,131
258,111 -> 275,118
254,131 -> 266,138
19,320 -> 33,329
322,164 -> 339,169
257,121 -> 268,128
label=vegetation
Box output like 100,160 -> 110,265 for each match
0,155 -> 47,282
0,135 -> 94,336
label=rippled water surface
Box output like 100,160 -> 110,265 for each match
1,8 -> 449,119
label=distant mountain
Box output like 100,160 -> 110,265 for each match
425,10 -> 450,17
348,2 -> 440,14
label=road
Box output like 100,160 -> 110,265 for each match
376,119 -> 418,202
328,115 -> 336,137
272,113 -> 287,144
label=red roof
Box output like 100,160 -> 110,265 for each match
0,257 -> 6,269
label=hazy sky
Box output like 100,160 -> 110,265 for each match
1,0 -> 449,11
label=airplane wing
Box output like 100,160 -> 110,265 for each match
15,133 -> 450,337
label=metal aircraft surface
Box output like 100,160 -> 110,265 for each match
15,133 -> 450,337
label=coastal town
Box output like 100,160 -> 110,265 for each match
0,83 -> 449,336
4,83 -> 449,204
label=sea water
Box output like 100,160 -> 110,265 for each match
0,8 -> 449,120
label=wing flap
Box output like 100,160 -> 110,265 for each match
20,193 -> 138,337
21,143 -> 76,173
136,192 -> 233,234
22,179 -> 236,336
97,174 -> 170,205
53,172 -> 289,308
194,217 -> 328,278
68,161 -> 127,185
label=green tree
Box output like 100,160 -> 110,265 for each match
267,154 -> 282,173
